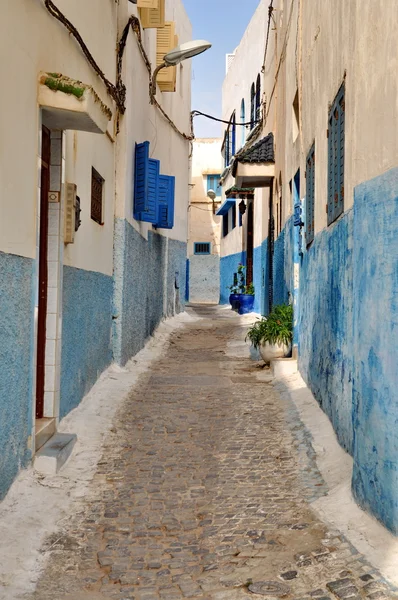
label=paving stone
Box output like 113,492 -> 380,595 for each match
27,307 -> 397,600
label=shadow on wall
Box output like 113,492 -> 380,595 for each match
0,252 -> 34,499
351,168 -> 398,534
113,219 -> 187,366
60,266 -> 113,418
298,210 -> 354,456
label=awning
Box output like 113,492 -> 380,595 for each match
216,198 -> 236,216
232,132 -> 275,188
38,73 -> 112,134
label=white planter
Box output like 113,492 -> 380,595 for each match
259,341 -> 292,363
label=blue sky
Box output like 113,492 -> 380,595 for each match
183,0 -> 261,138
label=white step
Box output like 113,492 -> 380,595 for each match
34,433 -> 77,476
271,357 -> 298,378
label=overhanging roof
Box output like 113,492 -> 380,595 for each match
216,198 -> 236,216
232,132 -> 275,188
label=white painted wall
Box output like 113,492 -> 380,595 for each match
188,139 -> 222,303
116,0 -> 193,245
222,1 -> 267,144
219,1 -> 270,261
0,0 -> 119,271
269,0 -> 398,238
189,138 -> 222,256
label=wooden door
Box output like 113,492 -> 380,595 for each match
246,202 -> 254,286
36,126 -> 51,419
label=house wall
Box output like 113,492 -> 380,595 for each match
0,0 -> 119,496
219,3 -> 270,313
113,0 -> 192,365
267,0 -> 398,532
188,139 -> 222,304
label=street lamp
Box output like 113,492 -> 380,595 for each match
207,189 -> 218,214
150,40 -> 212,100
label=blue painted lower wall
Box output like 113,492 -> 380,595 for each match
351,168 -> 398,534
60,266 -> 113,418
113,219 -> 186,366
0,252 -> 34,499
219,251 -> 244,305
298,210 -> 354,455
273,227 -> 289,306
220,244 -> 269,314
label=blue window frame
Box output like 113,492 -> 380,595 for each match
207,174 -> 221,197
306,143 -> 315,245
194,242 -> 211,255
327,83 -> 345,225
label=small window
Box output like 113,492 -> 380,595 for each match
222,113 -> 236,168
222,213 -> 229,237
306,143 -> 315,245
250,83 -> 256,129
91,167 -> 104,224
231,204 -> 236,229
207,175 -> 221,197
239,210 -> 243,227
194,242 -> 211,255
255,74 -> 261,122
328,82 -> 345,225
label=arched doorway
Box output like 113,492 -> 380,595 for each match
246,202 -> 254,285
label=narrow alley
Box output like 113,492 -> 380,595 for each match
27,307 -> 395,600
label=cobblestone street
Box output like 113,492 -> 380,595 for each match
30,307 -> 396,600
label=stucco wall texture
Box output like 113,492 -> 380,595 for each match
113,219 -> 186,366
352,168 -> 398,534
189,255 -> 220,304
60,266 -> 113,418
298,210 -> 354,455
0,252 -> 34,499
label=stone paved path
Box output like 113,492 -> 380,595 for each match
30,306 -> 396,600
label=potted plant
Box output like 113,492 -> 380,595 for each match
246,304 -> 293,362
238,282 -> 255,315
228,263 -> 246,311
228,285 -> 241,311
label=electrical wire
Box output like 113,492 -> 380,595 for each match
191,110 -> 258,127
262,1 -> 274,73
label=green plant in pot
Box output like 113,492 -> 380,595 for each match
246,304 -> 293,363
228,263 -> 246,310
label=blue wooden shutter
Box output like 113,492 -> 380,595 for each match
134,142 -> 159,224
306,143 -> 315,245
134,141 -> 149,220
336,86 -> 345,220
157,174 -> 175,229
327,83 -> 345,225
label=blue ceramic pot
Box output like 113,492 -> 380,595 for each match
229,293 -> 241,311
238,294 -> 255,314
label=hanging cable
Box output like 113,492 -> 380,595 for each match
191,110 -> 258,127
262,1 -> 274,73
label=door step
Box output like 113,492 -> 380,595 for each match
34,433 -> 77,476
35,418 -> 56,452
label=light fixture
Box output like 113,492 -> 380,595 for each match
150,40 -> 211,100
207,189 -> 218,214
